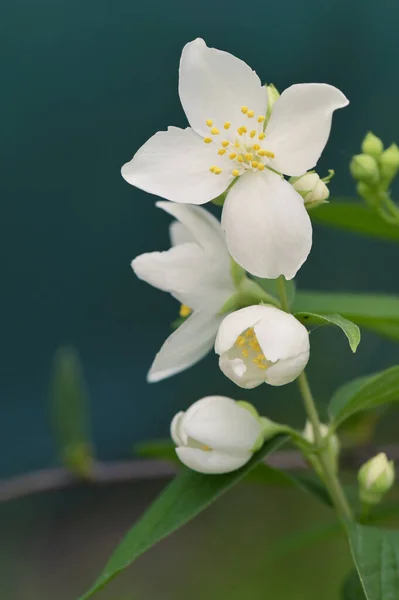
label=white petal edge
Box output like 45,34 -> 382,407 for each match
179,38 -> 267,137
218,354 -> 266,389
169,221 -> 194,246
265,83 -> 349,176
121,126 -> 232,204
171,411 -> 187,446
221,170 -> 312,279
253,306 -> 310,363
147,311 -> 222,383
214,305 -> 268,355
182,396 -> 261,452
265,351 -> 310,386
176,447 -> 251,474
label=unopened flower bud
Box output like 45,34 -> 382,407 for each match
358,452 -> 395,505
350,154 -> 379,184
379,144 -> 399,183
171,396 -> 265,474
303,421 -> 340,473
290,172 -> 330,208
361,132 -> 384,158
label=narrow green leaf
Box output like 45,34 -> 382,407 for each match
342,571 -> 367,600
293,291 -> 399,342
50,347 -> 93,477
312,201 -> 399,243
329,365 -> 399,427
295,312 -> 361,352
78,435 -> 286,599
137,440 -> 332,506
347,523 -> 399,600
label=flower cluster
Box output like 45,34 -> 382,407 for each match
125,38 -> 349,473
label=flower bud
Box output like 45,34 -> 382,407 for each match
379,144 -> 399,183
358,452 -> 395,505
266,84 -> 280,111
350,154 -> 379,184
290,172 -> 330,208
215,305 -> 310,389
171,396 -> 265,474
302,421 -> 340,473
361,132 -> 384,158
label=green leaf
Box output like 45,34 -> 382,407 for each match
137,440 -> 332,506
295,312 -> 361,352
293,291 -> 399,342
329,365 -> 399,427
347,523 -> 399,600
49,347 -> 93,477
312,201 -> 399,243
78,435 -> 286,599
342,571 -> 367,600
270,520 -> 340,563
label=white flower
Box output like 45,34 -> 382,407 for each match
122,38 -> 348,279
291,172 -> 330,206
171,396 -> 264,474
132,201 -> 235,382
215,305 -> 310,388
358,452 -> 395,504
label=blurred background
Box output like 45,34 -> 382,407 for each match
1,0 -> 399,598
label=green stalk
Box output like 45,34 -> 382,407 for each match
277,276 -> 353,522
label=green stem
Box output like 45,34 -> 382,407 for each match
297,372 -> 353,522
277,275 -> 353,522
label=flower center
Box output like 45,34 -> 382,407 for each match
203,107 -> 275,177
179,304 -> 192,318
234,327 -> 269,370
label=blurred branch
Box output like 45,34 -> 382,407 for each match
0,444 -> 398,504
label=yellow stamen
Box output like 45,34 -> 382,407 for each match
229,152 -> 237,159
224,121 -> 231,130
179,304 -> 192,318
247,110 -> 255,118
213,167 -> 222,175
241,105 -> 248,114
253,354 -> 268,370
237,126 -> 247,135
236,335 -> 246,347
244,153 -> 253,161
250,130 -> 256,138
204,137 -> 212,144
202,444 -> 211,451
206,119 -> 213,127
242,348 -> 249,357
258,132 -> 266,140
257,163 -> 265,171
257,115 -> 265,123
237,155 -> 244,163
249,338 -> 261,352
253,143 -> 260,151
221,140 -> 230,148
251,161 -> 259,168
232,169 -> 240,176
257,149 -> 275,158
218,148 -> 227,155
210,127 -> 220,135
245,328 -> 254,338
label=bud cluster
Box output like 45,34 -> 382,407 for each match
350,132 -> 399,214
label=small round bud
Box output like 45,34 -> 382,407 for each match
361,132 -> 384,158
379,143 -> 399,183
358,452 -> 395,505
350,154 -> 379,184
291,172 -> 330,208
302,420 -> 340,473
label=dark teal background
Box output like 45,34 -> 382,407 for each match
2,0 -> 399,478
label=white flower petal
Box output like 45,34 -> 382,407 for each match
171,411 -> 187,446
265,352 -> 310,386
169,221 -> 193,246
147,311 -> 222,382
179,38 -> 267,137
214,305 -> 267,355
218,354 -> 266,389
266,83 -> 349,176
132,243 -> 209,308
157,201 -> 228,258
253,306 -> 310,363
121,126 -> 231,204
176,447 -> 251,474
182,396 -> 261,452
221,170 -> 312,279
